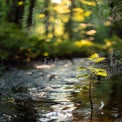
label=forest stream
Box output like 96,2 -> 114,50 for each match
0,59 -> 122,122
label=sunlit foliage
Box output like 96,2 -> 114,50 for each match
0,0 -> 122,60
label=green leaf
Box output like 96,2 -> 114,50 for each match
90,67 -> 97,73
88,53 -> 106,63
94,57 -> 106,63
82,86 -> 88,90
78,66 -> 87,71
89,53 -> 99,60
90,68 -> 107,77
96,69 -> 107,77
77,74 -> 89,78
77,53 -> 107,79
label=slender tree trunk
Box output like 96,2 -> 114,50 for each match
44,1 -> 50,36
14,0 -> 25,25
52,24 -> 55,38
6,0 -> 25,26
89,74 -> 93,121
6,0 -> 10,4
27,0 -> 36,27
6,0 -> 16,22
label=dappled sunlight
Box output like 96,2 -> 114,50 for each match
53,5 -> 70,14
84,11 -> 92,17
105,41 -> 112,47
38,14 -> 45,19
51,0 -> 62,4
81,0 -> 96,6
72,13 -> 85,22
42,52 -> 49,57
80,23 -> 87,28
104,21 -> 111,26
34,64 -> 55,69
18,1 -> 24,6
74,40 -> 93,48
0,0 -> 122,121
35,25 -> 45,34
54,25 -> 64,36
86,30 -> 96,36
73,8 -> 84,13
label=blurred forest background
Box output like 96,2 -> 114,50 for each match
0,0 -> 122,62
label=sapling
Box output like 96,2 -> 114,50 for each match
77,53 -> 107,121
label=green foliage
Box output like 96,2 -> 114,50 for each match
0,21 -> 104,61
0,22 -> 28,59
104,35 -> 122,52
77,53 -> 107,79
0,0 -> 122,62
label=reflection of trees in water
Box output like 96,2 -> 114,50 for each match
0,97 -> 38,122
106,76 -> 122,119
12,99 -> 37,122
0,86 -> 37,122
70,76 -> 122,121
109,83 -> 122,116
70,89 -> 93,121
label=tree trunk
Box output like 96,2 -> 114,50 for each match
6,0 -> 25,26
89,74 -> 93,121
27,0 -> 36,27
64,0 -> 76,40
6,0 -> 10,5
14,0 -> 25,25
45,1 -> 50,36
6,0 -> 16,22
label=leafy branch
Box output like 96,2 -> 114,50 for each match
77,53 -> 107,121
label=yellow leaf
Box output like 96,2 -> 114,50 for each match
96,70 -> 107,77
72,13 -> 85,21
94,57 -> 106,63
53,6 -> 70,14
81,0 -> 96,6
73,8 -> 84,13
90,68 -> 107,77
84,11 -> 91,17
89,53 -> 99,59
